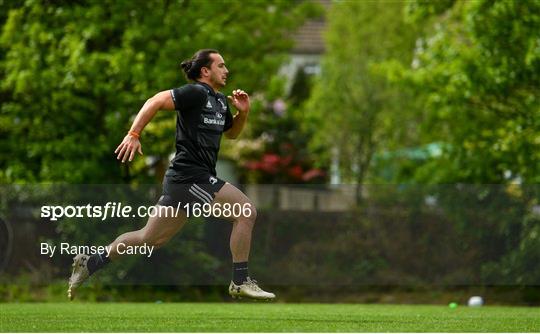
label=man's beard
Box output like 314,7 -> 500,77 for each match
211,75 -> 225,88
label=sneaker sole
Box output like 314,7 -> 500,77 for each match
230,294 -> 275,301
67,255 -> 85,301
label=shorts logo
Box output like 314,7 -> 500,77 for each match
209,176 -> 218,185
189,184 -> 213,204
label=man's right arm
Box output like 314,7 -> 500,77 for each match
128,90 -> 175,135
114,90 -> 175,163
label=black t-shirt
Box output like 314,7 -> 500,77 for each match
166,82 -> 233,181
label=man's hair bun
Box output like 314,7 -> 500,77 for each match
180,49 -> 219,81
180,60 -> 193,72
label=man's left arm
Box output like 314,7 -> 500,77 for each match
224,89 -> 250,139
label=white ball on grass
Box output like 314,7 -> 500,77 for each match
468,296 -> 484,307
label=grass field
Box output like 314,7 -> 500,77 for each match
0,303 -> 538,332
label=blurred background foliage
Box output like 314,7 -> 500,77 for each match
1,0 -> 540,303
2,0 -> 538,186
0,0 -> 320,183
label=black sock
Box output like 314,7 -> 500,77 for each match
232,262 -> 249,285
87,253 -> 110,275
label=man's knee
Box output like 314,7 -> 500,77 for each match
140,229 -> 171,248
144,235 -> 170,248
139,215 -> 184,248
238,202 -> 257,225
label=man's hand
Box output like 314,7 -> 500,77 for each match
115,134 -> 143,163
228,89 -> 250,115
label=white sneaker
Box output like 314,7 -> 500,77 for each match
67,254 -> 90,300
229,277 -> 275,300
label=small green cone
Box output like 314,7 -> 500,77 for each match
449,302 -> 458,309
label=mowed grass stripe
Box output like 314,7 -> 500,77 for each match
0,303 -> 538,332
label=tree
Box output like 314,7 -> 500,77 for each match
304,1 -> 418,191
389,0 -> 540,286
0,0 -> 319,183
398,0 -> 540,183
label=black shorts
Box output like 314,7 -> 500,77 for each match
157,172 -> 226,211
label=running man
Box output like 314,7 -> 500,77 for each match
68,49 -> 275,300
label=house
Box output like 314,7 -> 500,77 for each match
280,0 -> 330,94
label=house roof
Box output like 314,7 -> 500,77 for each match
291,0 -> 330,55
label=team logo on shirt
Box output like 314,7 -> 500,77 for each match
218,99 -> 227,111
203,117 -> 225,125
209,176 -> 218,184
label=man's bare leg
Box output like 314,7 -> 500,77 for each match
68,205 -> 187,299
213,183 -> 257,262
213,183 -> 274,300
107,208 -> 187,260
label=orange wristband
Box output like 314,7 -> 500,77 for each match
128,131 -> 140,139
